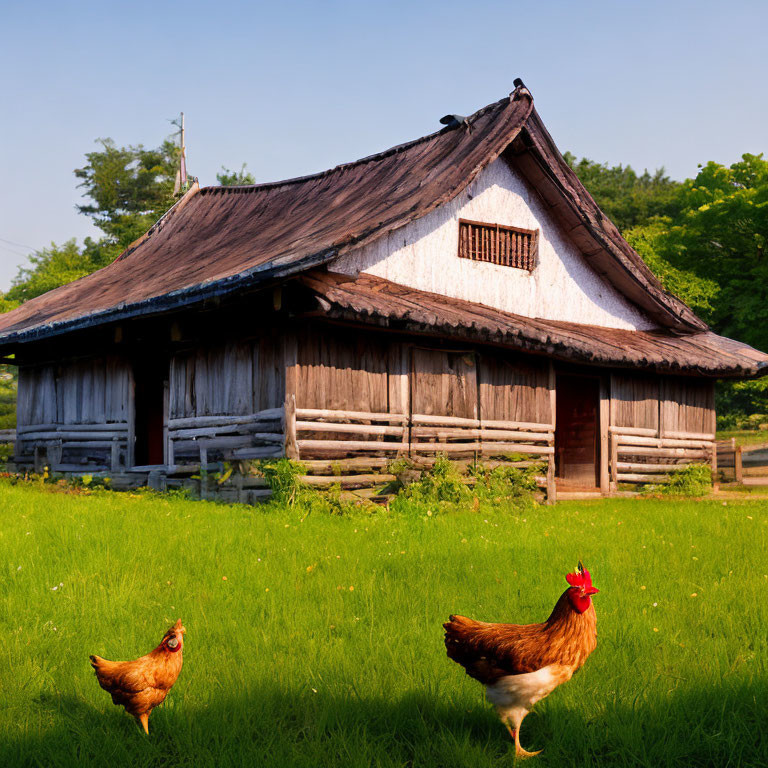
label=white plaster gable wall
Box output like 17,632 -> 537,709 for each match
332,157 -> 656,331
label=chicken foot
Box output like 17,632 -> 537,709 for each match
504,720 -> 542,759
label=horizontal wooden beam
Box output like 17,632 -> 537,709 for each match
295,421 -> 404,437
169,424 -> 284,440
411,426 -> 553,442
608,426 -> 657,437
617,472 -> 670,483
296,408 -> 408,423
663,430 -> 716,442
617,446 -> 707,459
17,431 -> 126,442
411,413 -> 553,431
297,439 -> 407,453
299,458 -> 391,472
299,474 -> 397,489
616,435 -> 712,449
410,442 -> 554,455
167,408 -> 283,429
18,423 -> 128,434
617,462 -> 687,473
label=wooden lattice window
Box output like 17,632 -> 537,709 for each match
458,219 -> 538,271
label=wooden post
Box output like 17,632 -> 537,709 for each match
547,361 -> 557,504
110,437 -> 120,473
127,370 -> 136,469
599,377 -> 610,494
546,454 -> 557,505
610,435 -> 618,493
33,444 -> 45,474
163,379 -> 170,467
199,441 -> 208,500
284,394 -> 299,460
711,439 -> 719,492
283,331 -> 298,460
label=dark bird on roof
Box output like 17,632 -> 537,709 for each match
439,114 -> 468,129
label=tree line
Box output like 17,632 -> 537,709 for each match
1,133 -> 766,427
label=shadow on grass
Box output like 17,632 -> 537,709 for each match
2,680 -> 766,767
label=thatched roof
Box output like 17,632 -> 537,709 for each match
300,271 -> 768,378
0,83 -> 711,350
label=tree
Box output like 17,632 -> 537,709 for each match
3,238 -> 114,304
217,164 -> 256,186
564,153 -> 682,232
74,138 -> 181,249
632,154 -> 768,350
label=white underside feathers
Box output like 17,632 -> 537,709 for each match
486,664 -> 573,727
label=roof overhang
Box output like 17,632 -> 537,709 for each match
298,271 -> 768,378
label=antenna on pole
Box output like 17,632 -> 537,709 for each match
172,112 -> 189,195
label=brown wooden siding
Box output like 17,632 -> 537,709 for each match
169,337 -> 283,419
411,348 -> 478,419
611,374 -> 659,431
478,351 -> 549,424
661,378 -> 716,435
18,357 -> 131,427
296,327 -> 389,413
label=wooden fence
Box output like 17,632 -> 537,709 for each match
609,426 -> 715,488
717,439 -> 768,484
291,404 -> 555,499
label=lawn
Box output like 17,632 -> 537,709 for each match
716,429 -> 768,447
1,482 -> 766,768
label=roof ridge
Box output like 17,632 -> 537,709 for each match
198,94 -> 515,196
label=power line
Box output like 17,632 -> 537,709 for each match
0,236 -> 35,251
0,243 -> 32,259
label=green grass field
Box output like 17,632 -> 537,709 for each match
1,482 -> 766,768
716,429 -> 768,447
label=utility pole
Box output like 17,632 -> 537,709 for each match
172,112 -> 188,195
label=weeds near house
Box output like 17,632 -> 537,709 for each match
642,463 -> 713,497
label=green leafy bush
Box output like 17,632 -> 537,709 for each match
643,463 -> 712,497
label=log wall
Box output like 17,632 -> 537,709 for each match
609,373 -> 715,487
167,337 -> 285,464
16,357 -> 132,471
12,322 -> 718,500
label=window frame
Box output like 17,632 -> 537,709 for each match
457,218 -> 539,272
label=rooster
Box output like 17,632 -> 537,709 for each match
444,564 -> 598,758
89,619 -> 186,734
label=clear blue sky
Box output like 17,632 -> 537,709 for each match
0,0 -> 765,289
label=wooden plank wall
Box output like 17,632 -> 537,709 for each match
296,327 -> 389,412
609,373 -> 716,488
294,327 -> 554,497
478,351 -> 549,423
170,337 -> 284,419
611,374 -> 659,431
16,357 -> 132,471
167,336 -> 285,462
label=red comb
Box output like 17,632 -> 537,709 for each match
566,563 -> 593,589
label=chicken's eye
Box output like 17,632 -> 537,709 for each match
166,637 -> 179,649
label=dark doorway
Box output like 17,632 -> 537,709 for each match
133,358 -> 167,466
555,374 -> 600,488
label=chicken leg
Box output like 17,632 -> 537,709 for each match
504,715 -> 542,759
138,712 -> 150,735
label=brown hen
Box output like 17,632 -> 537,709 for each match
444,564 -> 598,757
89,619 -> 186,734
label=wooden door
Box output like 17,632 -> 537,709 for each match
133,358 -> 168,466
555,374 -> 599,487
410,349 -> 478,418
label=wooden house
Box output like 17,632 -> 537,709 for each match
1,82 -> 766,501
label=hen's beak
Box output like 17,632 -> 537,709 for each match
585,587 -> 599,596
